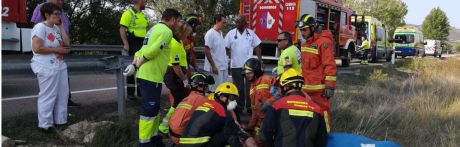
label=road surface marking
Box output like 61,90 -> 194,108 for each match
2,87 -> 117,101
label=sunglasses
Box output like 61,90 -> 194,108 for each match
277,39 -> 287,42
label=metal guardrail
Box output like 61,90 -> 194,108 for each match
70,44 -> 123,52
70,44 -> 206,53
4,44 -> 207,120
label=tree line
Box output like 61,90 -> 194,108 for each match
24,0 -> 451,49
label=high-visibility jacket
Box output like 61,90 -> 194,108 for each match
120,8 -> 148,38
300,30 -> 337,93
168,91 -> 209,142
135,23 -> 172,83
277,45 -> 302,75
168,37 -> 188,68
180,100 -> 244,147
248,75 -> 276,130
361,39 -> 370,50
260,92 -> 328,147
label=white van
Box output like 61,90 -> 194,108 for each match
424,39 -> 442,58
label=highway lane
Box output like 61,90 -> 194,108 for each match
4,54 -> 456,118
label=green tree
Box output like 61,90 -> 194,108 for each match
149,0 -> 239,46
453,42 -> 460,52
421,7 -> 451,42
344,0 -> 408,35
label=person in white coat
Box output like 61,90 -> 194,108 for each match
204,14 -> 229,91
224,15 -> 262,120
30,2 -> 71,132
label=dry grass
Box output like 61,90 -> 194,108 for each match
333,57 -> 460,147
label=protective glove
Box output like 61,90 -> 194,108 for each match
323,87 -> 335,99
123,64 -> 135,76
271,67 -> 278,76
270,86 -> 282,100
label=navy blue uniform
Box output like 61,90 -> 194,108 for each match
180,100 -> 246,147
260,92 -> 328,147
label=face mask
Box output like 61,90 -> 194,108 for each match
226,100 -> 238,111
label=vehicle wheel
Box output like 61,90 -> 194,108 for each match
341,50 -> 351,67
371,49 -> 378,63
439,54 -> 442,58
386,53 -> 392,62
402,56 -> 406,58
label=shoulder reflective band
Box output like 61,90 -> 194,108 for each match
256,84 -> 270,90
250,88 -> 254,95
302,84 -> 325,90
195,106 -> 210,112
180,136 -> 211,144
288,109 -> 313,117
301,47 -> 319,54
325,76 -> 336,81
177,103 -> 192,110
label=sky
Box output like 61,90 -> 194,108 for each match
402,0 -> 460,28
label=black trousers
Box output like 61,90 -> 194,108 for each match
231,68 -> 250,122
164,68 -> 186,108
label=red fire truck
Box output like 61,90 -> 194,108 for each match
2,0 -> 31,52
240,0 -> 357,67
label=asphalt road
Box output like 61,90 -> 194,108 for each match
2,54 -> 457,119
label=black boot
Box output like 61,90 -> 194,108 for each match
68,99 -> 81,107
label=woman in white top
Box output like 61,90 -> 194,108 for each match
30,2 -> 70,132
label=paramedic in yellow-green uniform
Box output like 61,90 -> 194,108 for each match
359,35 -> 370,65
133,8 -> 182,147
158,20 -> 193,135
276,32 -> 302,75
119,0 -> 148,100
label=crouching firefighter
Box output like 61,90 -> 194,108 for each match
179,82 -> 257,147
260,69 -> 328,147
166,72 -> 214,144
243,58 -> 276,145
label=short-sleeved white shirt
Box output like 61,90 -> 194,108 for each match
204,28 -> 228,71
225,28 -> 261,68
31,23 -> 67,70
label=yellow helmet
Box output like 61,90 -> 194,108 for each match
207,93 -> 215,100
278,68 -> 304,88
215,82 -> 239,97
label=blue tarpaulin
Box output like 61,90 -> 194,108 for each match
327,132 -> 400,147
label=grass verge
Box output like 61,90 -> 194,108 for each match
332,57 -> 460,146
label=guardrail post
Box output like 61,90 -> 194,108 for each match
116,56 -> 126,120
101,55 -> 132,121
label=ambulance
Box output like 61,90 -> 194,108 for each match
351,15 -> 392,62
240,0 -> 357,67
393,26 -> 425,58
